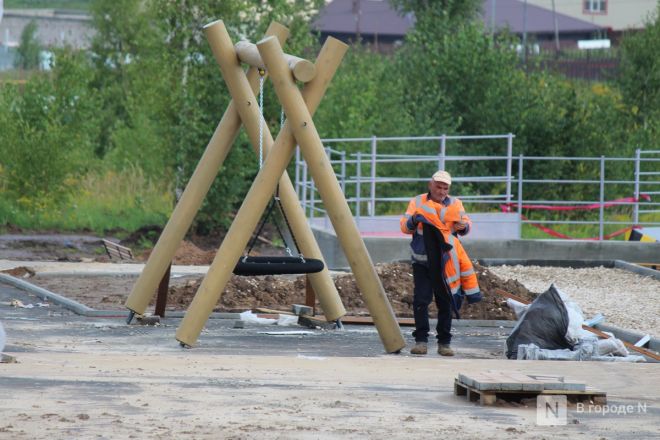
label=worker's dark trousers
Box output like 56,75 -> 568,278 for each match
411,263 -> 452,345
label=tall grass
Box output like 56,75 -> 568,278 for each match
0,166 -> 173,233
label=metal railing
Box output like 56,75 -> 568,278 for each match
294,135 -> 660,240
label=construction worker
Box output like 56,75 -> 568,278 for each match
400,170 -> 482,356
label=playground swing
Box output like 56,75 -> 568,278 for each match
233,69 -> 324,277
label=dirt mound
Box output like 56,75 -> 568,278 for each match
1,266 -> 36,278
164,261 -> 537,320
139,241 -> 217,266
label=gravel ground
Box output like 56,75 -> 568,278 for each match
488,265 -> 660,337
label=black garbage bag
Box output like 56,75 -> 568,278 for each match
506,285 -> 575,359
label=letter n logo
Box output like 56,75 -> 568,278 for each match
537,395 -> 567,425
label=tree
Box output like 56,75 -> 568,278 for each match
617,4 -> 660,140
15,20 -> 41,69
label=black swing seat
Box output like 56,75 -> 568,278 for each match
233,256 -> 324,276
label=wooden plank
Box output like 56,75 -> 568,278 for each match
102,239 -> 134,261
634,263 -> 659,270
494,288 -> 660,362
454,380 -> 467,396
154,263 -> 172,317
305,275 -> 316,315
339,316 -> 416,326
253,307 -> 295,315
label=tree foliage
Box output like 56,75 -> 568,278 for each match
0,0 -> 656,233
15,20 -> 41,69
617,3 -> 660,143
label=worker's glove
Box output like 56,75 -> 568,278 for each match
406,214 -> 425,230
466,292 -> 482,305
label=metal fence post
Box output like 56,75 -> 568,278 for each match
370,136 -> 377,216
340,150 -> 347,194
518,154 -> 524,238
295,146 -> 301,198
506,133 -> 514,204
439,134 -> 446,171
356,151 -> 362,227
599,156 -> 605,241
301,161 -> 308,216
634,148 -> 641,225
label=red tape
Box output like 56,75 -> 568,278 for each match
521,214 -> 642,240
501,194 -> 651,213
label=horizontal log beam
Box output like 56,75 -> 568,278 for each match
235,41 -> 315,82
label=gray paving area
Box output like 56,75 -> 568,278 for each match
0,280 -> 508,359
2,277 -> 659,439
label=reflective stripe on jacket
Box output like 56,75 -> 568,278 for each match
399,193 -> 480,297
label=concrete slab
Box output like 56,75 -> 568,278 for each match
311,228 -> 660,269
310,213 -> 521,240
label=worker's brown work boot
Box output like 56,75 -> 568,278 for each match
410,342 -> 428,355
438,344 -> 455,356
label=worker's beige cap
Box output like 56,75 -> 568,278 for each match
432,170 -> 452,185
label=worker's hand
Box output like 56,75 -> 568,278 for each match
407,214 -> 424,230
454,222 -> 467,231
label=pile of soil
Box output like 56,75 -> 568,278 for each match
2,236 -> 537,321
140,240 -> 217,266
163,260 -> 537,320
1,266 -> 36,278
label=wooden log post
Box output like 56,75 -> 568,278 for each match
175,24 -> 348,347
124,22 -> 290,317
256,36 -> 405,354
207,20 -> 346,323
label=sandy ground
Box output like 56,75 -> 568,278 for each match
1,290 -> 657,440
2,353 -> 659,440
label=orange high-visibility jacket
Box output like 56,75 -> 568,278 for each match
400,194 -> 480,297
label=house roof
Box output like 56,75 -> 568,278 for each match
313,0 -> 414,36
313,0 -> 605,37
482,0 -> 604,34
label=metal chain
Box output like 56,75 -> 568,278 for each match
258,69 -> 265,169
274,185 -> 304,261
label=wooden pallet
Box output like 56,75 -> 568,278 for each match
454,372 -> 607,406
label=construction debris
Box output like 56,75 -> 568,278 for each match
9,299 -> 49,309
502,285 -> 652,362
1,353 -> 17,363
135,315 -> 161,326
298,315 -> 337,330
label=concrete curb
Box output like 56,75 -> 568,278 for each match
613,260 -> 660,281
594,323 -> 660,353
479,258 -> 660,281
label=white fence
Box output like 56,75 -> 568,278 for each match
294,135 -> 660,240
